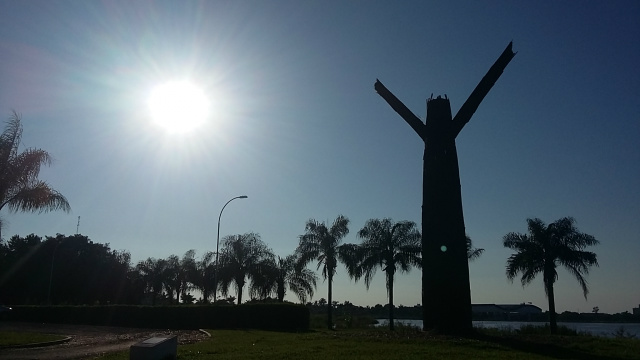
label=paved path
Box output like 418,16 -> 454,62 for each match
0,322 -> 207,359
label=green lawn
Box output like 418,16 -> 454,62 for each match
0,331 -> 66,347
91,327 -> 640,360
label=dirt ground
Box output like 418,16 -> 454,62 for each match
0,322 -> 208,359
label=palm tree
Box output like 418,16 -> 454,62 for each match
466,235 -> 484,261
246,258 -> 276,301
179,250 -> 197,303
0,111 -> 71,239
295,215 -> 351,330
162,250 -> 196,304
503,217 -> 599,334
163,255 -> 181,304
217,232 -> 274,304
249,254 -> 318,303
189,251 -> 216,303
354,218 -> 421,330
136,257 -> 167,305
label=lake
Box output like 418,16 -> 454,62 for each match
375,319 -> 640,338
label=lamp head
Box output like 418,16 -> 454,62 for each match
239,195 -> 248,199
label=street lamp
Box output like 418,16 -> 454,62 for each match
214,195 -> 248,302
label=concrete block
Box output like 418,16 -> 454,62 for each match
130,335 -> 177,360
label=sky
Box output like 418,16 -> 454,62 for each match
0,1 -> 638,314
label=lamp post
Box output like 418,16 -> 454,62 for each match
214,195 -> 248,302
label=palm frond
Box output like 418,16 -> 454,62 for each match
466,235 -> 485,261
329,215 -> 350,240
0,112 -> 71,237
287,266 -> 317,303
0,111 -> 23,163
6,182 -> 70,213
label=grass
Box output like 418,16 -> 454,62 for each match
0,330 -> 66,347
90,325 -> 640,360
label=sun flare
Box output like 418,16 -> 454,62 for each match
148,81 -> 210,134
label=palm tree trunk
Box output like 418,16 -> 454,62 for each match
237,278 -> 245,304
421,100 -> 473,335
388,271 -> 395,331
327,273 -> 333,330
277,280 -> 285,302
547,280 -> 558,334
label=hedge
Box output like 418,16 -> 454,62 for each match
7,303 -> 309,331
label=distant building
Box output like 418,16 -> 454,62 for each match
472,303 -> 542,315
633,305 -> 640,316
472,303 -> 543,321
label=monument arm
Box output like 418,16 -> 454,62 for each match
452,42 -> 516,137
375,79 -> 426,139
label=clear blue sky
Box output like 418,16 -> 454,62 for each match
1,1 -> 638,314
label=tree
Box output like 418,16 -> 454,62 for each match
163,255 -> 181,304
162,250 -> 195,304
295,215 -> 351,330
0,234 -> 45,304
249,254 -> 318,303
466,235 -> 484,261
353,218 -> 421,330
217,232 -> 274,304
1,233 -> 134,305
503,217 -> 599,334
45,234 -> 133,305
375,43 -> 515,335
0,112 -> 71,239
179,250 -> 197,303
136,257 -> 167,305
189,251 -> 216,303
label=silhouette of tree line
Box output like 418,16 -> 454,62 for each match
1,215 -> 601,334
0,234 -> 133,305
0,216 -> 487,331
0,112 -> 601,334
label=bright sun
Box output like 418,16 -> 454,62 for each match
148,81 -> 210,134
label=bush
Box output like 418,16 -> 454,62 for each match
612,326 -> 636,339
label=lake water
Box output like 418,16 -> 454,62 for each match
375,319 -> 640,338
